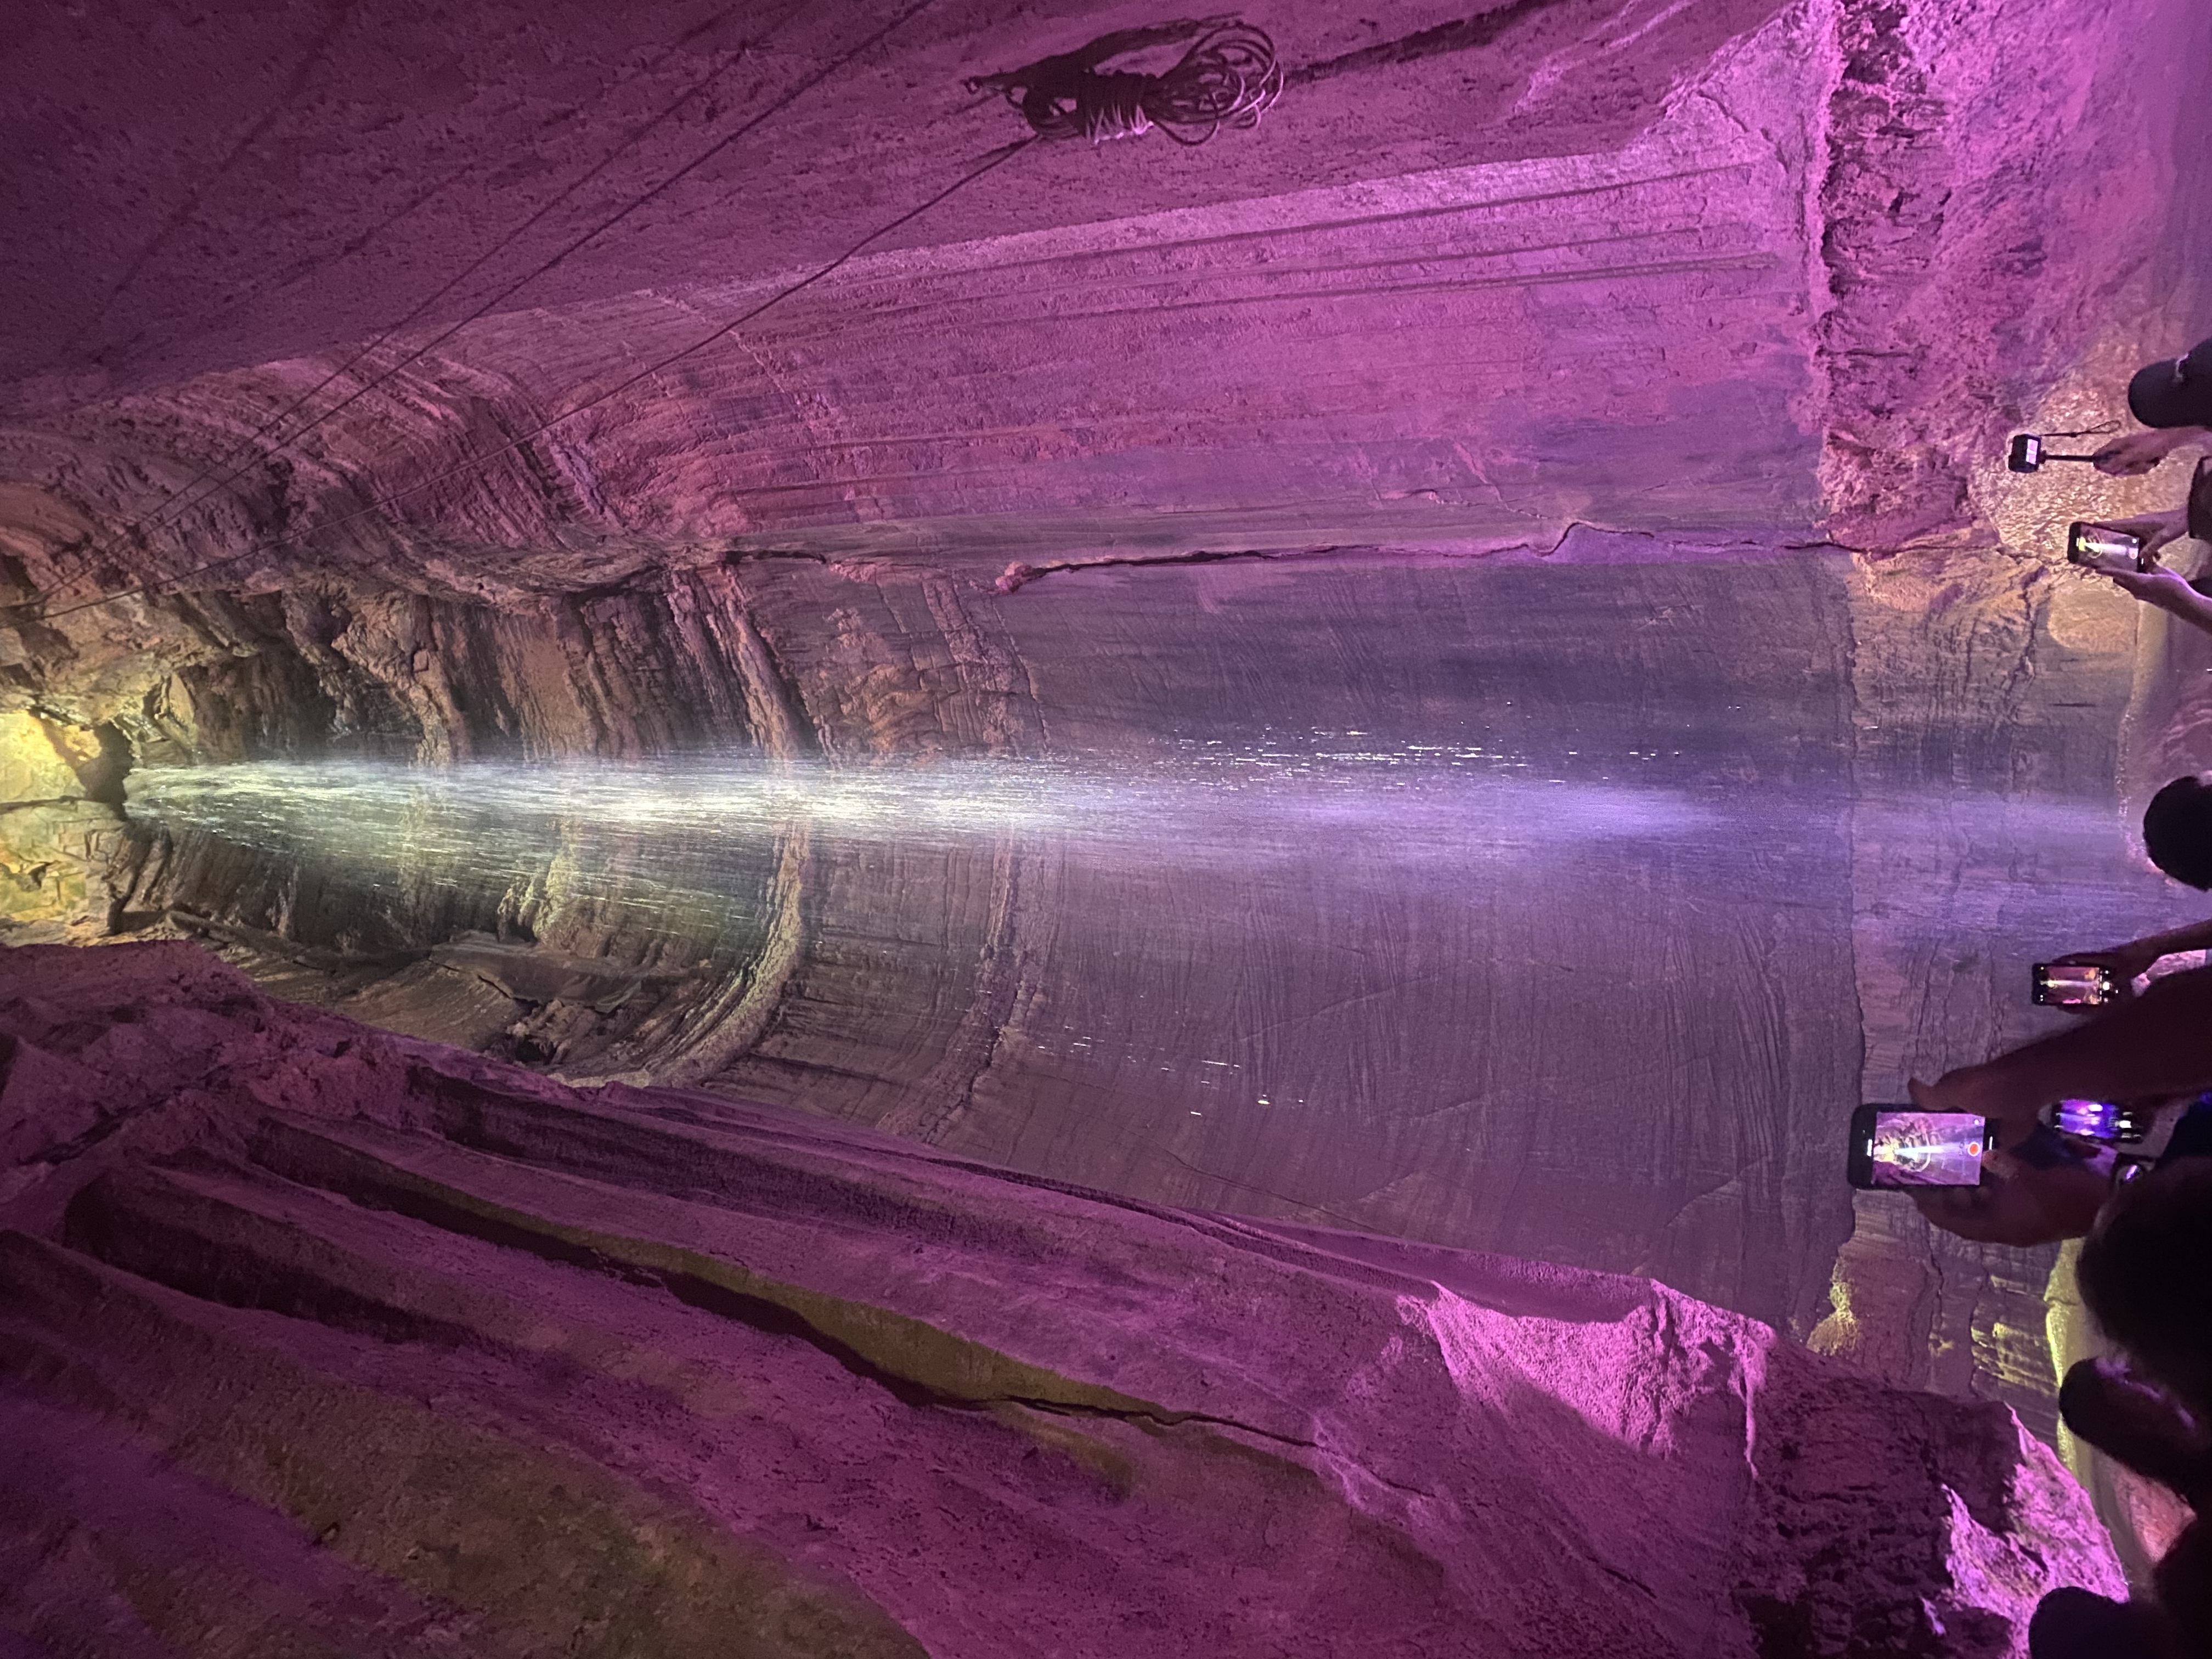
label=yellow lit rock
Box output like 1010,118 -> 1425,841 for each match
0,710 -> 101,804
0,800 -> 125,933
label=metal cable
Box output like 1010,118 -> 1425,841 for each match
972,20 -> 1282,146
44,136 -> 1036,622
40,0 -> 928,596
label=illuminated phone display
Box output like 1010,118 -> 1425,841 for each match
2049,1099 -> 2147,1143
1847,1106 -> 1990,1189
2055,1099 -> 2119,1139
2032,962 -> 2118,1007
2067,522 -> 2147,567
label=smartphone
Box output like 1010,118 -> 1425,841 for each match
2047,1099 -> 2149,1143
1847,1105 -> 1993,1189
2068,521 -> 2148,569
2009,434 -> 2044,472
2032,961 -> 2119,1007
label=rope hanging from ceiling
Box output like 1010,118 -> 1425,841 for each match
969,20 -> 1283,146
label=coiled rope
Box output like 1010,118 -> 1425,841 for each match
970,20 -> 1282,146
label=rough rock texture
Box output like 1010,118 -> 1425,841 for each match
3,0 -> 2212,1518
54,540 -> 2190,1455
0,941 -> 2126,1657
1,0 -> 2202,650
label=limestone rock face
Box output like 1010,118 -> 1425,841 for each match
0,801 -> 126,936
0,712 -> 128,937
0,941 -> 2124,1657
3,0 -> 2211,1544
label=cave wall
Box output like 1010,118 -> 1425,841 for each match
3,0 -> 2212,1482
2,0 -> 2200,600
0,941 -> 2130,1657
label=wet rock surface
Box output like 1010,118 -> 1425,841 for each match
3,0 -> 2212,1598
0,941 -> 2126,1656
67,544 -> 2190,1453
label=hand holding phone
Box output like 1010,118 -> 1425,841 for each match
2039,950 -> 2147,1009
1871,1098 -> 2136,1245
2072,511 -> 2191,574
1908,1144 -> 2113,1245
2068,521 -> 2151,571
1847,1105 -> 1992,1189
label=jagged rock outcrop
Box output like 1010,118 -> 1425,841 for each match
0,941 -> 2126,1657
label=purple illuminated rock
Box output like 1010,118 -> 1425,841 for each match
1,0 -> 2208,1573
0,942 -> 2123,1656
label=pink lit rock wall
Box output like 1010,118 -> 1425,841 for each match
1,0 -> 2197,601
0,943 -> 2124,1657
2,0 -> 2211,1602
1,0 -> 1795,407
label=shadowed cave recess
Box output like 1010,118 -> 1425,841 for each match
7,0 -> 2212,1652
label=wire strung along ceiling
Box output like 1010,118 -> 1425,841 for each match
40,12 -> 1294,619
968,19 -> 1284,145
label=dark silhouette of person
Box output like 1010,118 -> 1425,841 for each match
2095,338 -> 2212,476
2029,1159 -> 2212,1657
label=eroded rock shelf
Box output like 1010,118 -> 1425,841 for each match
0,943 -> 2124,1656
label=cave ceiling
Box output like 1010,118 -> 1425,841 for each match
0,0 -> 2199,598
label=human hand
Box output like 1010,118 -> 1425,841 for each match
1907,1070 -> 2042,1138
2048,949 -> 2149,1008
2107,565 -> 2209,616
2091,511 -> 2192,566
2096,430 -> 2194,477
1910,1144 -> 2111,1246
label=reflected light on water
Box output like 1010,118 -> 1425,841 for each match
118,737 -> 2190,1316
125,739 -> 1735,913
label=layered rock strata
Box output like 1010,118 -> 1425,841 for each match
0,941 -> 2126,1657
3,0 -> 2211,1509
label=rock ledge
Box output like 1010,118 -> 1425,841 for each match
0,942 -> 2121,1657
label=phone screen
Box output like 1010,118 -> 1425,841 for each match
2068,522 -> 2144,566
2048,1099 -> 2149,1143
1850,1108 -> 1989,1188
2054,1099 -> 2120,1139
2033,962 -> 2116,1007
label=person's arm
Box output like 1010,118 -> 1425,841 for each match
2096,428 -> 2212,476
2079,512 -> 2212,635
1910,1146 -> 2111,1246
2057,917 -> 2212,991
1908,964 -> 2212,1135
2106,566 -> 2212,638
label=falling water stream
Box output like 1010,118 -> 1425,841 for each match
126,736 -> 1734,924
123,727 -> 2191,1337
111,553 -> 2209,1409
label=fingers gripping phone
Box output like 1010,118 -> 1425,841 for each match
2033,961 -> 2119,1007
1847,1105 -> 1993,1189
2067,522 -> 2153,570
